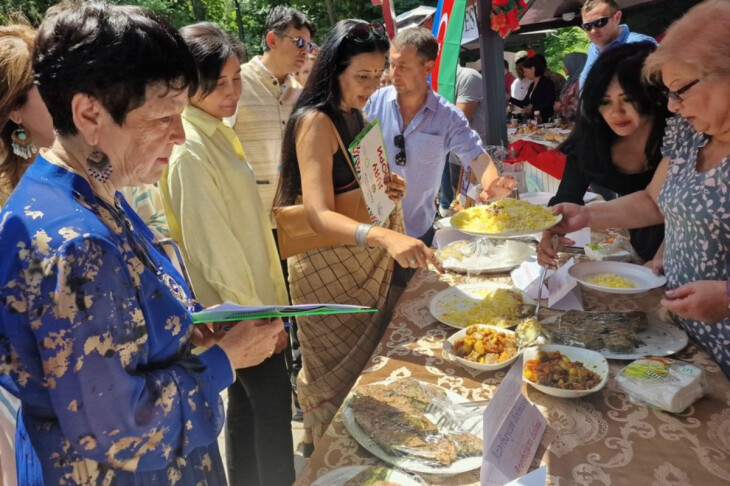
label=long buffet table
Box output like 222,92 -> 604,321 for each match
294,260 -> 730,485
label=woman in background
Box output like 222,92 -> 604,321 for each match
549,42 -> 668,262
0,23 -> 55,486
553,52 -> 587,123
0,24 -> 54,205
508,54 -> 556,121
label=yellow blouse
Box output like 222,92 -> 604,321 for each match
161,105 -> 288,307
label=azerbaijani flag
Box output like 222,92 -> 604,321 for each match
431,0 -> 468,103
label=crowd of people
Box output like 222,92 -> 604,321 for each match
0,0 -> 727,484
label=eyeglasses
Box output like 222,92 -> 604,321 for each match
281,34 -> 317,53
347,21 -> 388,43
581,14 -> 614,31
664,79 -> 700,103
394,134 -> 406,166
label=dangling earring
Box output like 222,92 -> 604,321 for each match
87,150 -> 113,182
10,125 -> 37,159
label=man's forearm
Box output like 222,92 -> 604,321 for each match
469,152 -> 498,188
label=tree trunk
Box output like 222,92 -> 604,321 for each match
190,0 -> 206,21
232,0 -> 246,57
323,0 -> 335,25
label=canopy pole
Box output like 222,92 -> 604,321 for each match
477,0 -> 508,148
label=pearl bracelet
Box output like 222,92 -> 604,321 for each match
354,223 -> 374,247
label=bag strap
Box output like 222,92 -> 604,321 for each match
329,116 -> 360,182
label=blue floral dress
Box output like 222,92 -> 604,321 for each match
0,155 -> 233,484
658,116 -> 730,376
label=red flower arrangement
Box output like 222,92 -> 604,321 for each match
490,0 -> 528,39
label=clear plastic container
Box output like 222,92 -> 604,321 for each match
615,357 -> 708,413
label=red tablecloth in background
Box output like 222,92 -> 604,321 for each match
506,140 -> 567,180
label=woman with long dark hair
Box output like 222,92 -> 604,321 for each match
274,19 -> 437,447
549,41 -> 669,261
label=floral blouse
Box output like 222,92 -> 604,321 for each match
0,155 -> 233,484
658,115 -> 730,376
557,80 -> 580,123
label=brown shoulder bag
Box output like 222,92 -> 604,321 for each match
273,117 -> 371,259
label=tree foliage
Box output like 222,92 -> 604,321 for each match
2,0 -> 436,59
541,27 -> 590,73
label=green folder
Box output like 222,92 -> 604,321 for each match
192,302 -> 377,324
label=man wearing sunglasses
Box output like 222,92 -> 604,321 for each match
234,6 -> 315,226
579,0 -> 655,88
231,3 -> 315,451
365,28 -> 514,253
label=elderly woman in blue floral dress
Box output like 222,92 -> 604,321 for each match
539,0 -> 730,376
0,3 -> 282,484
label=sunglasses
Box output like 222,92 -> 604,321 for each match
581,15 -> 614,31
394,134 -> 406,166
347,21 -> 388,43
281,34 -> 317,53
664,79 -> 700,103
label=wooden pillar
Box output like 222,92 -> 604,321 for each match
477,0 -> 509,148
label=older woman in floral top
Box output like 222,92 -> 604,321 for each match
540,0 -> 730,376
0,4 -> 282,483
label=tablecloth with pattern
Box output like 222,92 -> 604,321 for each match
295,264 -> 730,486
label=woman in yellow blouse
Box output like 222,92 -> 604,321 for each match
161,22 -> 294,486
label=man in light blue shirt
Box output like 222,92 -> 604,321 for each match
579,0 -> 655,88
365,28 -> 507,245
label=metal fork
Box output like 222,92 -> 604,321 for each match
535,234 -> 559,318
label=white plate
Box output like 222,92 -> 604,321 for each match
520,192 -> 599,207
444,325 -> 522,372
434,216 -> 452,229
430,283 -> 535,330
600,317 -> 689,360
455,213 -> 562,239
311,466 -> 426,486
569,261 -> 666,294
435,239 -> 533,275
540,314 -> 689,360
341,381 -> 483,475
519,192 -> 554,207
522,345 -> 608,398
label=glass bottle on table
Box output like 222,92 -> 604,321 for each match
534,110 -> 542,126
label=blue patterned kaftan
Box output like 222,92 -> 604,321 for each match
0,154 -> 233,484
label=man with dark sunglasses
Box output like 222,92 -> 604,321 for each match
231,3 -> 315,470
579,0 -> 655,88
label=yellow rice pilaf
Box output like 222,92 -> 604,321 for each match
452,198 -> 559,234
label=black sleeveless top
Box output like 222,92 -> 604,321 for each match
332,109 -> 363,194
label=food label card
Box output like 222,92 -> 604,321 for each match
547,257 -> 583,310
349,119 -> 395,226
481,356 -> 546,486
503,466 -> 547,486
510,256 -> 553,300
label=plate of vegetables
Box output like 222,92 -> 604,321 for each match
522,345 -> 608,398
444,325 -> 522,372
